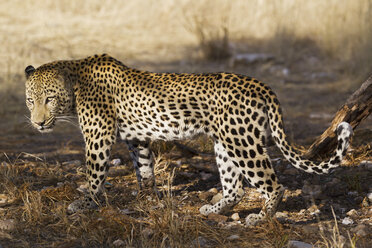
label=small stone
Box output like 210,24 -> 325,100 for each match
0,219 -> 16,231
208,188 -> 218,194
231,213 -> 240,221
287,240 -> 313,248
227,234 -> 240,240
192,236 -> 208,247
347,191 -> 358,197
208,213 -> 228,223
360,161 -> 372,170
200,172 -> 212,181
113,239 -> 125,247
367,192 -> 372,202
210,193 -> 223,205
302,225 -> 318,234
351,224 -> 366,231
224,221 -> 242,229
110,158 -> 121,167
346,209 -> 358,218
0,194 -> 8,205
131,190 -> 138,196
142,227 -> 154,238
341,217 -> 354,225
199,191 -> 214,201
356,229 -> 367,237
282,68 -> 290,76
77,183 -> 89,193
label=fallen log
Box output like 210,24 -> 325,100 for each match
304,74 -> 372,159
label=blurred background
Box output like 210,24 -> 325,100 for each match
0,0 -> 371,151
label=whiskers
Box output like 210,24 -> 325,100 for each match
24,115 -> 31,122
24,115 -> 34,128
23,115 -> 78,129
55,116 -> 79,127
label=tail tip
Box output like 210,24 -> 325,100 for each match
337,122 -> 353,138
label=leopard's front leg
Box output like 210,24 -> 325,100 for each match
68,112 -> 117,213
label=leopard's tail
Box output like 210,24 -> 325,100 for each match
261,86 -> 353,174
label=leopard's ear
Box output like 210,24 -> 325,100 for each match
25,65 -> 35,79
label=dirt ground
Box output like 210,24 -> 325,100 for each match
0,54 -> 371,247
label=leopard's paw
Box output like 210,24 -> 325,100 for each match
245,213 -> 263,226
67,196 -> 98,214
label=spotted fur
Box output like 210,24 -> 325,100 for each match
25,54 -> 353,225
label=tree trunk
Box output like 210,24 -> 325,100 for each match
304,74 -> 372,160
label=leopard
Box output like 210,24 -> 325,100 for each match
25,54 -> 353,225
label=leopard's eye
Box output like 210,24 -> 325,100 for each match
27,98 -> 34,104
46,96 -> 55,104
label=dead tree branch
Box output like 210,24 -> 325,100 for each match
305,74 -> 372,159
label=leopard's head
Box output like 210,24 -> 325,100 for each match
25,65 -> 74,133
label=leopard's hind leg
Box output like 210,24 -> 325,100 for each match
125,140 -> 156,189
199,141 -> 245,215
200,103 -> 284,225
233,121 -> 284,226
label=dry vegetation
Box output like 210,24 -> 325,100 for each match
0,0 -> 372,247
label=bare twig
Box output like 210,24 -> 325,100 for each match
305,74 -> 372,159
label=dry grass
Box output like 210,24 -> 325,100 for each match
2,147 -> 370,247
317,208 -> 358,248
1,157 -> 291,248
346,144 -> 372,166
